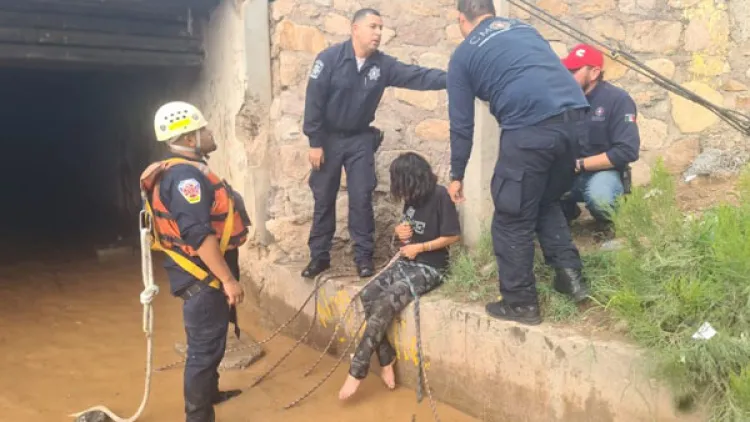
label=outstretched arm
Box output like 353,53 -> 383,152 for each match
447,56 -> 476,183
384,55 -> 447,90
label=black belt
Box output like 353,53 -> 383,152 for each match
176,281 -> 242,339
540,107 -> 588,125
176,282 -> 209,300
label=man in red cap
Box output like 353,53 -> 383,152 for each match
559,44 -> 640,229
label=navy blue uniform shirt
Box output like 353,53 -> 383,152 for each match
581,81 -> 640,169
447,17 -> 590,180
158,154 -> 217,295
303,39 -> 447,148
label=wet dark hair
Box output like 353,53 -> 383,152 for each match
389,152 -> 438,207
352,8 -> 380,24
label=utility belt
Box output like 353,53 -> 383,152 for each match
538,107 -> 589,125
175,271 -> 222,301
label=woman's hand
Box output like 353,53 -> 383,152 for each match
395,222 -> 413,242
400,244 -> 423,260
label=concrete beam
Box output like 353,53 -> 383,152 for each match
242,0 -> 271,246
459,99 -> 499,248
457,0 -> 508,248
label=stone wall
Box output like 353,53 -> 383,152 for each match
510,0 -> 750,185
262,0 -> 750,260
267,0 -> 460,261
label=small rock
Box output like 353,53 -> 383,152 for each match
638,58 -> 676,82
575,0 -> 616,17
324,13 -> 351,35
627,21 -> 683,53
638,117 -> 669,151
538,0 -> 570,16
669,81 -> 723,133
75,411 -> 113,422
415,119 -> 450,142
663,138 -> 701,174
722,79 -> 748,92
395,89 -> 439,110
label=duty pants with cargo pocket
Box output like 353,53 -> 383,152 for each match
490,109 -> 586,307
349,260 -> 442,379
182,249 -> 238,422
308,131 -> 378,265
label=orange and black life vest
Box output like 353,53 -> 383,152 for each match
139,158 -> 249,286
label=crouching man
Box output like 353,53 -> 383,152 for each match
559,44 -> 641,228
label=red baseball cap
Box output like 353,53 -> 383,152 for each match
561,44 -> 604,70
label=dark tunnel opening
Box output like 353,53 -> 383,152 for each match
0,64 -> 198,264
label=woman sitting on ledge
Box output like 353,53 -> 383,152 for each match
339,152 -> 462,400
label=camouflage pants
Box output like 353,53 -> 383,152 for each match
349,259 -> 442,380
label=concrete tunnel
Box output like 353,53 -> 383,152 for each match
0,0 -> 220,264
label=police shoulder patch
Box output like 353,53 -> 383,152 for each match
310,59 -> 324,80
178,178 -> 202,204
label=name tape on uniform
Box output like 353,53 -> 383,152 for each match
178,178 -> 202,204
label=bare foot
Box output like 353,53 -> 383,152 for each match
338,375 -> 361,400
381,363 -> 396,390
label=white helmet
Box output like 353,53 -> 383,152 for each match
153,101 -> 208,142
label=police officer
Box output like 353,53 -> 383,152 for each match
140,101 -> 250,422
446,0 -> 590,325
302,8 -> 447,279
559,44 -> 640,227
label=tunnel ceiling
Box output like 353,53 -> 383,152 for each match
0,0 -> 219,69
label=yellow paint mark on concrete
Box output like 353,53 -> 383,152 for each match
683,0 -> 730,82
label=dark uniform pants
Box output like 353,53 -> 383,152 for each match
491,109 -> 586,306
349,260 -> 442,379
308,131 -> 377,264
182,250 -> 239,422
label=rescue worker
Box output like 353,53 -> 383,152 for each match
302,8 -> 448,279
139,101 -> 250,422
559,44 -> 640,227
446,0 -> 590,326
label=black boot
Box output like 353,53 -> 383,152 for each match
301,259 -> 330,278
485,300 -> 542,326
356,259 -> 374,278
553,268 -> 589,303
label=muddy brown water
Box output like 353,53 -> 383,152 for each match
0,251 -> 478,422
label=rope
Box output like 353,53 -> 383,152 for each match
248,275 -> 323,388
396,264 -> 441,422
300,253 -> 403,378
506,0 -> 750,136
69,211 -> 159,422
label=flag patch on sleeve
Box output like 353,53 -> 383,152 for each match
624,113 -> 637,123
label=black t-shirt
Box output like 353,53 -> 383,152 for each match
402,185 -> 461,270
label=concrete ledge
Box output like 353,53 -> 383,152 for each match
243,261 -> 706,422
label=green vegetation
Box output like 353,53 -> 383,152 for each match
443,160 -> 750,421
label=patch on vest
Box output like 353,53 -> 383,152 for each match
178,178 -> 201,204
